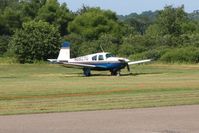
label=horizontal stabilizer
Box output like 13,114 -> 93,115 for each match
48,59 -> 58,63
128,59 -> 152,65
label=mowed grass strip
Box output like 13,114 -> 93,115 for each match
0,64 -> 199,115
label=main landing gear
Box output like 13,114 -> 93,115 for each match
83,68 -> 91,76
83,68 -> 121,77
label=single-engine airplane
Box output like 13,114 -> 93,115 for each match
48,42 -> 152,76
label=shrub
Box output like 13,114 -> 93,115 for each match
129,49 -> 162,61
9,20 -> 61,63
160,47 -> 199,63
0,35 -> 10,55
0,56 -> 18,64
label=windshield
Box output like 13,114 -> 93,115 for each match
106,54 -> 115,58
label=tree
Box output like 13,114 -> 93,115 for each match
68,8 -> 122,40
9,20 -> 61,63
0,5 -> 22,56
36,0 -> 74,36
0,35 -> 10,55
0,4 -> 22,35
19,0 -> 47,21
123,11 -> 159,35
0,0 -> 19,12
96,34 -> 120,55
76,5 -> 90,15
78,34 -> 120,55
66,8 -> 124,57
147,5 -> 188,36
119,34 -> 156,57
181,21 -> 199,34
0,0 -> 47,56
119,35 -> 144,57
0,0 -> 47,36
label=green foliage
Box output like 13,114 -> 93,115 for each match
118,11 -> 158,22
0,1 -> 199,64
66,34 -> 120,57
37,0 -> 63,23
130,49 -> 162,61
78,41 -> 99,56
0,0 -> 73,36
119,35 -> 155,57
181,21 -> 199,34
161,47 -> 199,63
146,24 -> 160,37
66,8 -> 128,58
19,0 -> 46,21
68,8 -> 122,40
0,6 -> 22,35
0,0 -> 18,11
0,56 -> 18,64
9,20 -> 61,63
147,5 -> 188,36
122,11 -> 159,35
155,35 -> 182,47
189,10 -> 199,21
0,35 -> 10,55
0,0 -> 45,36
36,0 -> 74,36
96,34 -> 120,55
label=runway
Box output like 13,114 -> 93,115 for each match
0,105 -> 199,133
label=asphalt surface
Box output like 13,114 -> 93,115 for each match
0,105 -> 199,133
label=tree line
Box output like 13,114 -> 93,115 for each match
0,0 -> 199,63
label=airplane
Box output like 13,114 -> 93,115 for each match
48,42 -> 152,76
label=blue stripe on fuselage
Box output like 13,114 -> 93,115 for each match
91,62 -> 126,70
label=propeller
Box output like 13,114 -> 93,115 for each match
118,59 -> 130,72
126,63 -> 130,72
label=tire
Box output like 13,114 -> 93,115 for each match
83,68 -> 91,76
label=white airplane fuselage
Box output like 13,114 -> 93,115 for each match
65,52 -> 129,71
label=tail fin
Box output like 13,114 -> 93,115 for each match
57,42 -> 70,62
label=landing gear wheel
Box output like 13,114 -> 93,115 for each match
83,68 -> 91,76
117,71 -> 121,76
110,70 -> 120,76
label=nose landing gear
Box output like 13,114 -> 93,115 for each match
110,69 -> 121,76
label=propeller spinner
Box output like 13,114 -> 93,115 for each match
118,58 -> 131,72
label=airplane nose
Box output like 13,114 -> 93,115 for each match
118,58 -> 130,62
124,58 -> 130,62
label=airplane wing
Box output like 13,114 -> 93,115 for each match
48,59 -> 105,69
61,62 -> 96,68
128,59 -> 152,65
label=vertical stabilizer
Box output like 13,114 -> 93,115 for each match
57,42 -> 70,61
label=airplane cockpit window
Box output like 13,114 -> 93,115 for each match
98,55 -> 104,60
106,54 -> 115,59
92,55 -> 97,61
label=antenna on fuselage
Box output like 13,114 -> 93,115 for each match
100,45 -> 104,53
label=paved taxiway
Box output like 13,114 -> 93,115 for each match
0,105 -> 199,133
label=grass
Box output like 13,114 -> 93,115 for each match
0,63 -> 199,115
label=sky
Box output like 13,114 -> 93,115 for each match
58,0 -> 198,15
